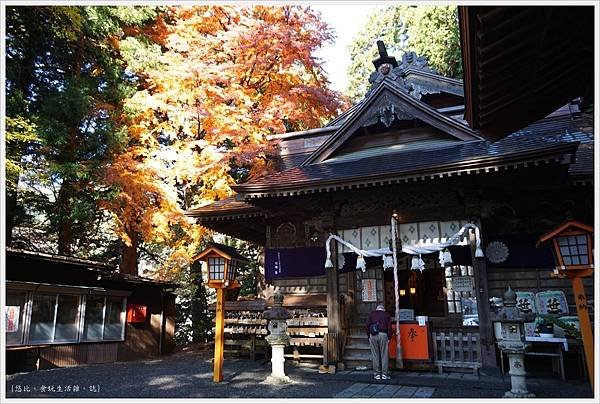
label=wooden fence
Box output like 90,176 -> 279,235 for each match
432,331 -> 481,376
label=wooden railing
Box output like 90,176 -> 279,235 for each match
432,331 -> 482,376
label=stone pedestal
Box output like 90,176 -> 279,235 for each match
501,345 -> 535,398
263,292 -> 292,385
265,339 -> 291,384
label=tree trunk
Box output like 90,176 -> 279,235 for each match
5,189 -> 17,246
121,225 -> 139,275
57,181 -> 74,255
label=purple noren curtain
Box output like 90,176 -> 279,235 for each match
265,247 -> 326,282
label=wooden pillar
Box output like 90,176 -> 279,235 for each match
213,287 -> 225,382
326,241 -> 341,364
161,293 -> 176,354
469,228 -> 496,369
572,276 -> 594,389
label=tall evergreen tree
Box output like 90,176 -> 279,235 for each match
346,5 -> 462,101
5,6 -> 158,258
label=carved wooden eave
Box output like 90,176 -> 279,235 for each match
196,215 -> 267,245
458,6 -> 594,140
402,69 -> 465,99
301,79 -> 481,166
185,197 -> 267,243
185,197 -> 264,220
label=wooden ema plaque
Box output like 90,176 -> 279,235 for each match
388,323 -> 429,360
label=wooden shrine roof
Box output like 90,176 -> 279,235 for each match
187,38 -> 594,227
233,113 -> 588,198
186,197 -> 262,219
459,6 -> 594,141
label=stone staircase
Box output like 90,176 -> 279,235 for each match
343,324 -> 372,369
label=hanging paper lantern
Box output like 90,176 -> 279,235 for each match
382,255 -> 394,270
356,255 -> 367,272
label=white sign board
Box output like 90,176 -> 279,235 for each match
362,279 -> 377,302
453,276 -> 474,293
398,309 -> 415,321
5,306 -> 20,333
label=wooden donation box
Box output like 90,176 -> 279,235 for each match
389,322 -> 430,360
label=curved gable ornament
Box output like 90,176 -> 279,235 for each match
367,51 -> 438,100
362,94 -> 416,128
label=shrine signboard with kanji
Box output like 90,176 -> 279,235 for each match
362,279 -> 377,302
452,276 -> 474,293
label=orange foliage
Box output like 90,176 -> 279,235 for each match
103,5 -> 348,276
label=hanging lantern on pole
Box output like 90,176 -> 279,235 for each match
537,221 -> 594,390
194,243 -> 249,383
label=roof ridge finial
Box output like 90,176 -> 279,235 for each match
372,40 -> 398,72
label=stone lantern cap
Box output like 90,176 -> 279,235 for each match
491,286 -> 535,323
263,291 -> 291,320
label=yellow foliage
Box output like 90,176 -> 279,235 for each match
104,5 -> 348,279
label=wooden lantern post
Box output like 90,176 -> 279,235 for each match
194,243 -> 249,383
538,221 -> 594,389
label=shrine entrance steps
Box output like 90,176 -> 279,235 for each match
343,325 -> 372,370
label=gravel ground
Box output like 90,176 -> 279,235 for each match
5,351 -> 594,399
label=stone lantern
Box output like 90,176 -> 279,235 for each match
262,291 -> 292,384
491,286 -> 536,398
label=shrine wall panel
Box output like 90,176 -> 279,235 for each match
486,267 -> 594,320
273,276 -> 327,295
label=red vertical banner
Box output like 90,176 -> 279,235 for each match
389,323 -> 429,360
126,304 -> 147,323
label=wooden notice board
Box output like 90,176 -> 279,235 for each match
388,323 -> 430,360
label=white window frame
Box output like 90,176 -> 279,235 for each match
81,295 -> 127,343
5,290 -> 30,346
25,292 -> 82,345
444,265 -> 475,316
6,286 -> 128,346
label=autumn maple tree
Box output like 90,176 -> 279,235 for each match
103,5 -> 347,276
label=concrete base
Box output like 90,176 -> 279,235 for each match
504,391 -> 536,398
265,375 -> 291,385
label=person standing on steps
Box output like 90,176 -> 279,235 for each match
366,304 -> 392,380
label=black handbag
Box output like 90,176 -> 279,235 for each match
368,322 -> 380,335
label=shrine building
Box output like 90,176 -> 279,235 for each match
187,36 -> 594,374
